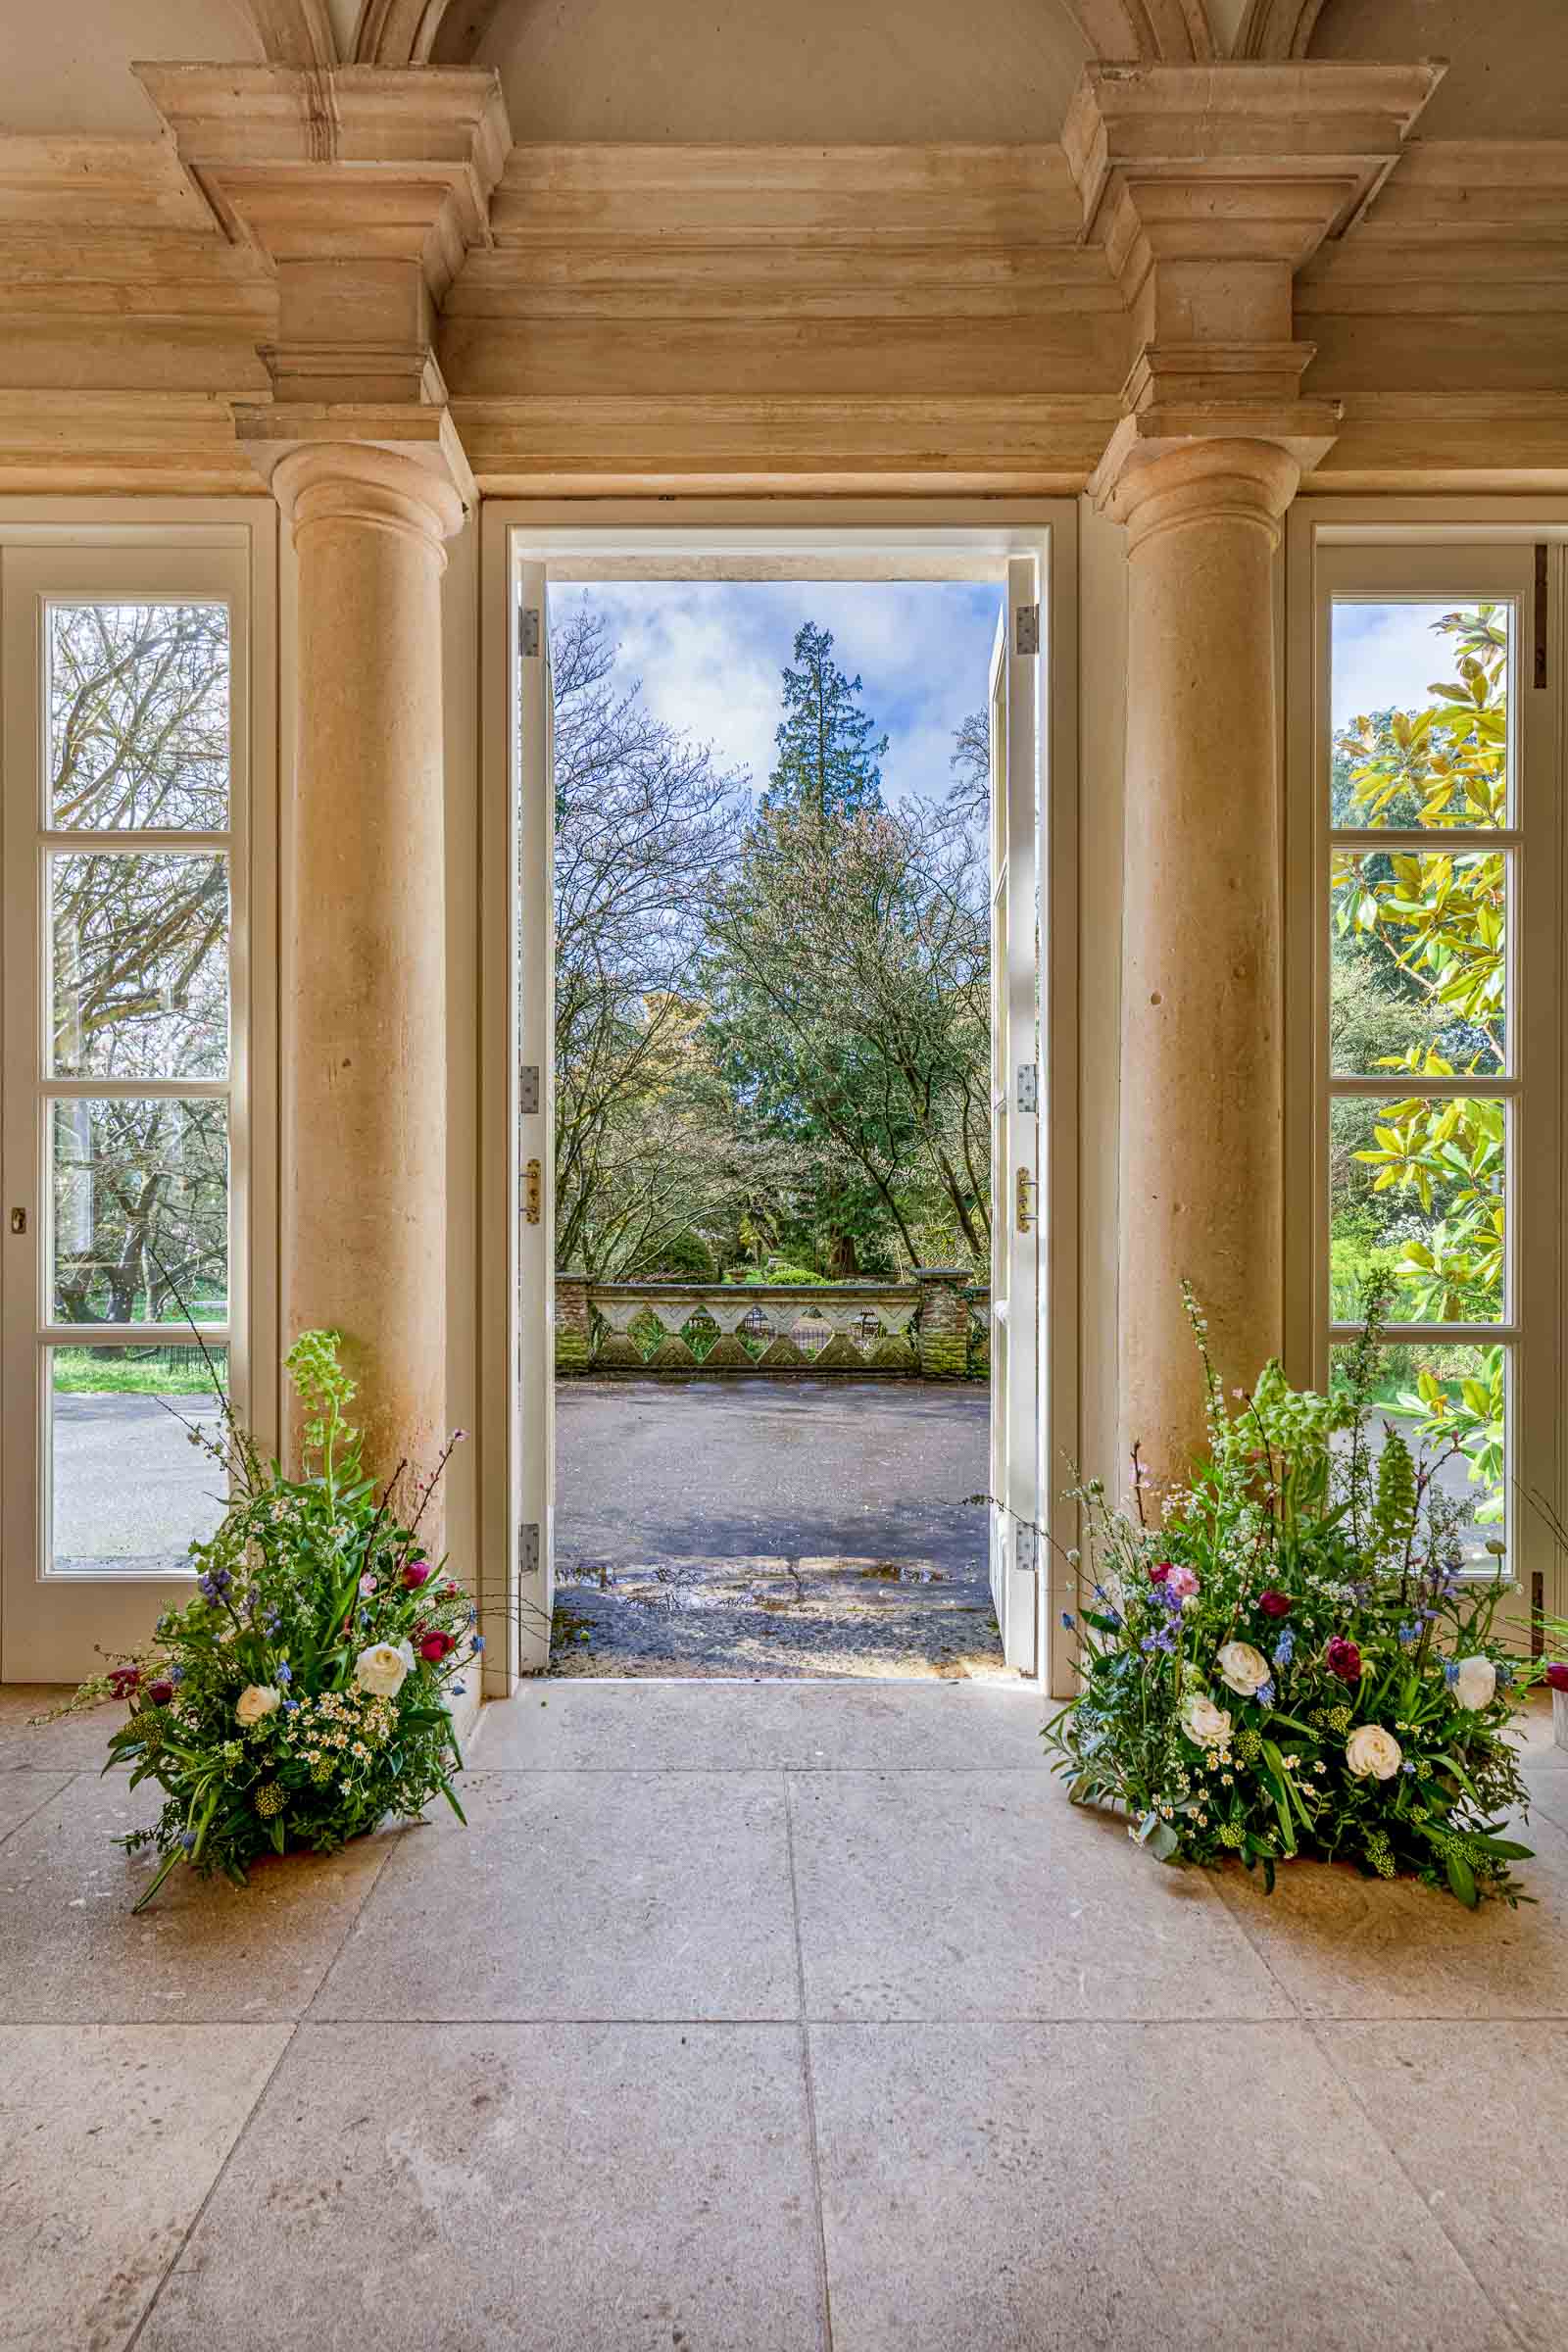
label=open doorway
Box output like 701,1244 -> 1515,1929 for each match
485,516 -> 1076,1698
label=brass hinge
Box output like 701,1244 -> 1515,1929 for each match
1014,1166 -> 1037,1234
522,1158 -> 542,1224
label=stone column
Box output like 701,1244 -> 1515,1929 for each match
273,441 -> 466,1479
914,1268 -> 970,1382
1112,438 -> 1297,1490
555,1271 -> 592,1375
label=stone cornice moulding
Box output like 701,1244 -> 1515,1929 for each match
235,397 -> 477,514
1063,59 -> 1445,506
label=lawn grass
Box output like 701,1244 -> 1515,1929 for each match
52,1348 -> 226,1397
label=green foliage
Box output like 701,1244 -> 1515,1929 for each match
760,619 -> 887,819
1044,1288 -> 1538,1905
42,1332 -> 472,1910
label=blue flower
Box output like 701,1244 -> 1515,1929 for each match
170,1664 -> 185,1686
180,1832 -> 197,1853
1093,1584 -> 1108,1601
1272,1629 -> 1295,1668
275,1660 -> 292,1685
1396,1620 -> 1418,1645
451,1682 -> 466,1696
1060,1612 -> 1075,1631
282,1698 -> 299,1713
1401,1761 -> 1416,1775
1445,1660 -> 1461,1689
472,1635 -> 485,1652
1254,1679 -> 1276,1708
1104,1610 -> 1122,1631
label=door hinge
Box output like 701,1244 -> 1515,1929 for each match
522,1158 -> 542,1224
518,1063 -> 540,1116
1014,1522 -> 1039,1576
1014,603 -> 1040,659
520,607 -> 542,658
1534,544 -> 1548,689
1015,1165 -> 1038,1234
519,1522 -> 541,1578
1015,1063 -> 1039,1115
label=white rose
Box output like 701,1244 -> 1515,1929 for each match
354,1640 -> 414,1698
1216,1641 -> 1271,1698
1451,1655 -> 1496,1712
1346,1724 -> 1402,1781
235,1683 -> 280,1727
1181,1693 -> 1234,1750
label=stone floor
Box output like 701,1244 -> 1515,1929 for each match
554,1380 -> 1004,1678
2,1679 -> 1567,2352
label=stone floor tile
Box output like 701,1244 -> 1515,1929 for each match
1318,2022 -> 1568,2352
0,2023 -> 290,2352
809,2021 -> 1516,2352
1504,1693 -> 1566,1770
0,1687 -> 129,1772
1211,1804 -> 1568,2019
310,1769 -> 799,2022
0,1775 -> 401,2023
472,1676 -> 1049,1773
0,1770 -> 72,1843
1523,1765 -> 1568,1835
136,2023 -> 825,2352
788,1770 -> 1290,2021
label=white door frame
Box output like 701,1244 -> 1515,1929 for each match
0,503 -> 278,1685
477,499 -> 1080,1695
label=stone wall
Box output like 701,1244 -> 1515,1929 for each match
555,1272 -> 989,1381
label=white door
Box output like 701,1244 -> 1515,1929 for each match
514,562 -> 556,1671
1,548 -> 256,1683
988,555 -> 1043,1673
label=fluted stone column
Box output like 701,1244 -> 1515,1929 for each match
1113,438 -> 1297,1493
273,441 -> 465,1480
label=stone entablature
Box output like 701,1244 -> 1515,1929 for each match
557,1273 -> 989,1384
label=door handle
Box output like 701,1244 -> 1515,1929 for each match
1015,1167 -> 1037,1234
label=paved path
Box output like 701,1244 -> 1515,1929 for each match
53,1392 -> 227,1572
554,1378 -> 1006,1679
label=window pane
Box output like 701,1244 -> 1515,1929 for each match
1329,1093 -> 1504,1325
1330,847 -> 1506,1078
1331,1339 -> 1505,1557
51,1098 -> 228,1326
49,1344 -> 227,1575
47,602 -> 229,830
1331,600 -> 1509,830
50,850 -> 229,1079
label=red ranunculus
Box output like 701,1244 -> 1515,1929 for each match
109,1665 -> 140,1698
417,1631 -> 456,1664
1258,1591 -> 1292,1619
1149,1561 -> 1171,1585
147,1679 -> 174,1706
1326,1638 -> 1362,1683
402,1559 -> 433,1591
1544,1661 -> 1568,1693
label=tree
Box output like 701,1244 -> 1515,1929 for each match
947,706 -> 990,825
760,619 -> 887,819
1330,606 -> 1509,1516
550,608 -> 745,1274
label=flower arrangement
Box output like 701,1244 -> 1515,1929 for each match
49,1329 -> 476,1911
1044,1285 -> 1546,1906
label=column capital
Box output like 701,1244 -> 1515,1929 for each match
1092,420 -> 1309,529
258,430 -> 468,558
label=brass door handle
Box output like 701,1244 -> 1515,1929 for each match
1015,1167 -> 1037,1234
522,1159 -> 542,1225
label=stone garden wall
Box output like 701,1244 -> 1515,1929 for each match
556,1270 -> 989,1382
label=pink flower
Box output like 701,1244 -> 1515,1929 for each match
1258,1590 -> 1293,1619
402,1559 -> 433,1591
359,1574 -> 377,1596
1166,1565 -> 1200,1601
1149,1561 -> 1171,1585
1326,1638 -> 1362,1684
417,1631 -> 456,1664
147,1679 -> 174,1706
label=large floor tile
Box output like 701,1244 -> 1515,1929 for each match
810,2021 -> 1515,2352
473,1676 -> 1050,1772
0,1688 -> 129,1772
1506,1692 -> 1566,1769
0,1775 -> 400,2023
136,2022 -> 825,2352
0,2023 -> 290,2352
311,1769 -> 799,2021
1523,1764 -> 1568,1835
1319,2023 -> 1568,2352
1212,1803 -> 1568,2019
0,1769 -> 71,1843
788,1770 -> 1289,2021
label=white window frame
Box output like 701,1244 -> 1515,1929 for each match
477,499 -> 1080,1696
1286,504 -> 1567,1639
0,506 -> 277,1684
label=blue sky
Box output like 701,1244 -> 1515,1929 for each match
1331,599 -> 1503,732
554,579 -> 1004,805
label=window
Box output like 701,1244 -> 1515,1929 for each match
1299,537 -> 1563,1639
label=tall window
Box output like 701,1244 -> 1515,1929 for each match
1309,541 -> 1561,1633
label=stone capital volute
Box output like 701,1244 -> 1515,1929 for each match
1105,436 -> 1301,552
268,439 -> 466,561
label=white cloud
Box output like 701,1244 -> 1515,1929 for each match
1330,600 -> 1484,733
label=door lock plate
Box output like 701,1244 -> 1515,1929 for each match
1014,1166 -> 1037,1233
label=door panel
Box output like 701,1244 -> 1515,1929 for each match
514,561 -> 556,1671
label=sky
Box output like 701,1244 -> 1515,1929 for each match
553,579 -> 1004,806
1330,599 -> 1505,733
